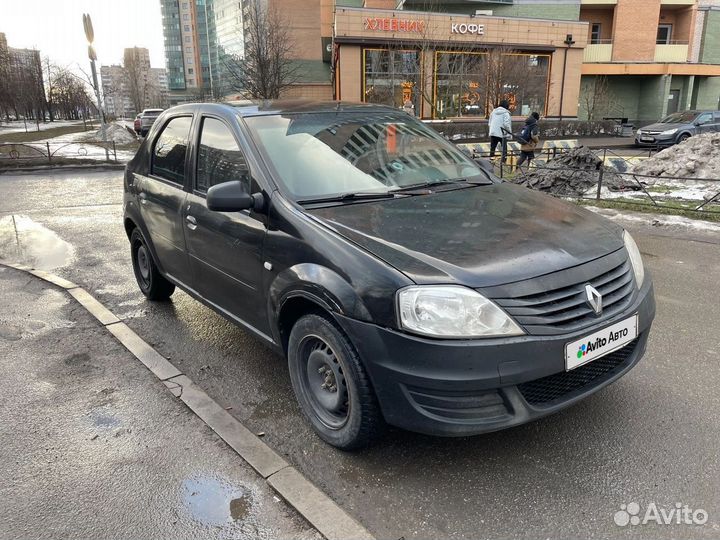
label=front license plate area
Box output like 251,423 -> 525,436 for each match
565,315 -> 638,371
640,136 -> 654,142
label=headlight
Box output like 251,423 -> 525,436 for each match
397,286 -> 524,338
636,130 -> 644,136
623,230 -> 645,289
661,128 -> 678,135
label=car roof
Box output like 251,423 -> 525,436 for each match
159,100 -> 400,119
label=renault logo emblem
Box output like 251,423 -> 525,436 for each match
585,285 -> 603,315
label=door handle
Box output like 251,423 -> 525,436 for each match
186,215 -> 197,231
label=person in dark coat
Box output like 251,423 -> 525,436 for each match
517,112 -> 540,170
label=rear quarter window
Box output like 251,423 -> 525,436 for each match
151,116 -> 193,184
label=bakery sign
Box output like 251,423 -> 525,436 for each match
364,17 -> 426,33
451,22 -> 485,35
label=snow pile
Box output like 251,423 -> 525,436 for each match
515,146 -> 636,196
93,123 -> 137,144
630,133 -> 720,180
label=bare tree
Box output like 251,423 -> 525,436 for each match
223,2 -> 299,99
124,51 -> 149,114
581,75 -> 614,122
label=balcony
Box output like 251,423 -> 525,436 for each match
584,42 -> 613,62
581,0 -> 616,4
660,0 -> 694,4
654,42 -> 689,62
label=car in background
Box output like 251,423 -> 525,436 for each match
123,101 -> 655,449
635,110 -> 720,147
133,114 -> 142,135
138,108 -> 164,137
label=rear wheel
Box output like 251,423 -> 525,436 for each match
288,313 -> 383,450
130,228 -> 175,300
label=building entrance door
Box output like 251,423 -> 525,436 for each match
667,90 -> 680,115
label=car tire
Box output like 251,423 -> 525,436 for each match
130,228 -> 175,301
288,313 -> 384,450
677,133 -> 691,143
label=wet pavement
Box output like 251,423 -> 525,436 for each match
1,169 -> 719,539
0,266 -> 320,540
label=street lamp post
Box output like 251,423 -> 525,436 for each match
83,13 -> 109,160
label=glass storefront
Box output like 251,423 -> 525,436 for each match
361,47 -> 550,119
363,49 -> 422,113
435,51 -> 550,119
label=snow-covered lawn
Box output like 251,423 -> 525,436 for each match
0,120 -> 87,135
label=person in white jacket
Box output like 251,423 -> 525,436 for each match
488,100 -> 512,163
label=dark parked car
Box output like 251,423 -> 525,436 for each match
123,101 -> 655,449
635,110 -> 720,146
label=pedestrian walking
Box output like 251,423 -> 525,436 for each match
402,98 -> 415,116
488,99 -> 512,163
517,112 -> 540,170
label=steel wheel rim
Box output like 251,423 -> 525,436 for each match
134,241 -> 151,289
298,335 -> 350,429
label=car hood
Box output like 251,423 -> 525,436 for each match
308,183 -> 625,288
640,122 -> 687,132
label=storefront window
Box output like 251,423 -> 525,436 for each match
434,51 -> 550,119
363,49 -> 421,114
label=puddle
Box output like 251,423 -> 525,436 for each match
90,407 -> 121,430
181,474 -> 253,526
0,214 -> 75,270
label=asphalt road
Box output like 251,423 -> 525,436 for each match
1,169 -> 719,540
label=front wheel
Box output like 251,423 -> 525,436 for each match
677,133 -> 691,144
288,313 -> 383,450
130,228 -> 175,300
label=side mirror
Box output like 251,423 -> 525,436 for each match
206,181 -> 263,212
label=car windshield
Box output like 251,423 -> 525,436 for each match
243,111 -> 489,201
659,112 -> 698,123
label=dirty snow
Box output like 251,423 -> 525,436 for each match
0,120 -> 85,135
629,133 -> 720,180
516,146 -> 636,196
585,206 -> 720,233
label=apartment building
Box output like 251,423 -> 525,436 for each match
160,0 -> 218,101
579,0 -> 720,124
101,48 -> 169,117
397,1 -> 720,122
258,0 -> 720,123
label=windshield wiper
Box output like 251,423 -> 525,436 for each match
391,176 -> 491,193
297,191 -> 395,205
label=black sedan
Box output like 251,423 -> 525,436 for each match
123,101 -> 655,449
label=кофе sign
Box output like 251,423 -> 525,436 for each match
364,17 -> 426,33
451,22 -> 485,35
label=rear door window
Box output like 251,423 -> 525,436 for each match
152,116 -> 192,184
195,117 -> 251,194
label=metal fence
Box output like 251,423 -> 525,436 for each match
0,140 -> 118,164
476,147 -> 720,218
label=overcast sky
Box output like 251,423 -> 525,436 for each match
2,0 -> 165,71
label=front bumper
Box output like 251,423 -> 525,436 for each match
335,278 -> 655,437
635,133 -> 676,146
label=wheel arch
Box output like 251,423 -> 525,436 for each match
269,263 -> 373,354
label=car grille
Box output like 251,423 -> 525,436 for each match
491,254 -> 636,335
518,337 -> 640,407
405,385 -> 510,421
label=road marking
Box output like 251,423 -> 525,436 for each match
0,260 -> 376,540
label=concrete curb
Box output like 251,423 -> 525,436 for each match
0,260 -> 376,540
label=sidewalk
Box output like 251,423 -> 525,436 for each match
0,266 -> 320,540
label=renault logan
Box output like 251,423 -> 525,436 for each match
123,101 -> 655,449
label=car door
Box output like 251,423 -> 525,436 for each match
184,115 -> 269,335
137,114 -> 194,286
